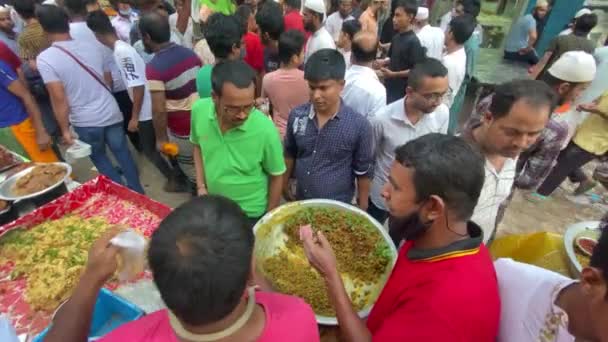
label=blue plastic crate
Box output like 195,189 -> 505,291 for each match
33,288 -> 144,341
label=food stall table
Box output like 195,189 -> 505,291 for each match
0,175 -> 171,338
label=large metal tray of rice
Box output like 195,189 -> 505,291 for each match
253,199 -> 397,325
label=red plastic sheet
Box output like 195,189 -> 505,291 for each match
0,176 -> 172,336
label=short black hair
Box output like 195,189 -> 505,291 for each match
341,19 -> 361,41
304,49 -> 346,82
395,133 -> 485,221
235,4 -> 253,35
407,58 -> 448,90
574,13 -> 598,35
489,79 -> 557,119
13,0 -> 37,20
138,12 -> 171,44
64,0 -> 88,16
211,60 -> 256,96
461,0 -> 481,17
278,29 -> 305,65
449,14 -> 476,44
284,0 -> 301,10
206,13 -> 243,59
148,195 -> 254,326
36,4 -> 70,34
86,10 -> 115,35
352,34 -> 377,63
393,0 -> 418,17
255,1 -> 284,41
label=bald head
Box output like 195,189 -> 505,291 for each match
352,31 -> 378,64
139,12 -> 171,44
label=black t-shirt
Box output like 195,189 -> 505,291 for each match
386,30 -> 425,104
264,48 -> 280,73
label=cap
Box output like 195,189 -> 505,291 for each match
575,8 -> 592,18
416,7 -> 429,20
548,51 -> 597,83
304,0 -> 326,15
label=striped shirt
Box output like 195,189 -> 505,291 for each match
146,43 -> 201,137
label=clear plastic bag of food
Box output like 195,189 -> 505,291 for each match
110,229 -> 147,282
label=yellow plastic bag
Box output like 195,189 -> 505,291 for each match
489,232 -> 572,277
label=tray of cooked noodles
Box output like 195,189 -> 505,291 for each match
564,220 -> 601,277
253,199 -> 397,325
0,162 -> 71,201
0,175 -> 172,337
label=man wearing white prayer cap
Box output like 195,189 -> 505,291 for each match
414,6 -> 444,60
302,0 -> 336,62
559,7 -> 593,36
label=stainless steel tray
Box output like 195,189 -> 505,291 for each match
253,199 -> 398,326
0,162 -> 72,201
563,220 -> 600,277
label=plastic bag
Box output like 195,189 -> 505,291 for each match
110,230 -> 147,282
489,232 -> 571,277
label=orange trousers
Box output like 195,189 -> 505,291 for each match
10,117 -> 59,162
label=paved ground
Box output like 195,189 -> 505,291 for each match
69,146 -> 607,237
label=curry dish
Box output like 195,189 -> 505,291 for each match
574,230 -> 600,268
12,164 -> 67,197
0,216 -> 110,311
262,207 -> 392,316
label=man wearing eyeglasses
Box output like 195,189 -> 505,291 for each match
190,60 -> 286,228
367,58 -> 449,227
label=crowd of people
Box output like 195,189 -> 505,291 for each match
0,0 -> 608,340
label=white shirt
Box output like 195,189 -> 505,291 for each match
342,65 -> 386,119
305,26 -> 337,63
340,48 -> 352,69
113,40 -> 153,122
416,24 -> 445,60
370,98 -> 449,210
442,47 -> 467,108
325,12 -> 354,42
37,40 -> 122,128
169,13 -> 194,49
439,11 -> 452,33
111,14 -> 138,43
495,258 -> 576,342
69,22 -> 126,92
471,157 -> 516,243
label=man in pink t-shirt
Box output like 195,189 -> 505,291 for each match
261,29 -> 309,139
43,196 -> 319,342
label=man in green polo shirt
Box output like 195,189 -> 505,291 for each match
190,60 -> 285,226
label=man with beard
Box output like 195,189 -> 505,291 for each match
359,0 -> 386,38
283,49 -> 373,209
325,0 -> 354,43
302,0 -> 336,63
368,58 -> 449,225
463,79 -> 556,243
142,12 -> 202,192
301,133 -> 500,341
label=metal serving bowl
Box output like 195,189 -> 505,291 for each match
253,199 -> 398,325
0,162 -> 72,201
563,220 -> 600,277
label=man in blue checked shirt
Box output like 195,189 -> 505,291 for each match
283,48 -> 373,209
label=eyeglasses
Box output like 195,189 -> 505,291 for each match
417,90 -> 450,103
223,103 -> 255,116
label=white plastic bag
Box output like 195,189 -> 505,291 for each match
110,230 -> 147,282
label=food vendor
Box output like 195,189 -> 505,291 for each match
44,195 -> 320,342
301,133 -> 500,341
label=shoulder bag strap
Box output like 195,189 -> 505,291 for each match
53,44 -> 113,94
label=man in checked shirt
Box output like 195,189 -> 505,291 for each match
283,49 -> 373,210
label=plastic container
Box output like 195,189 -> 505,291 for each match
65,140 -> 92,163
33,288 -> 144,341
110,230 -> 147,282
